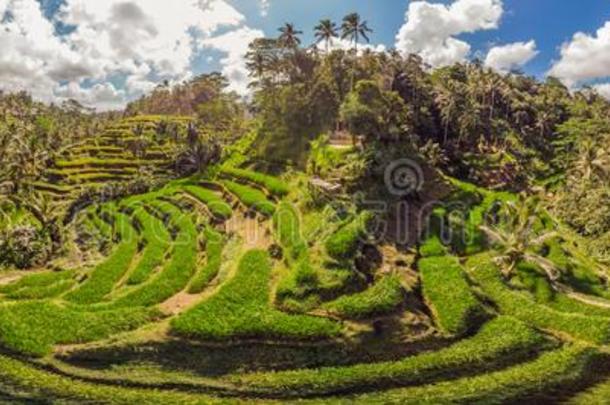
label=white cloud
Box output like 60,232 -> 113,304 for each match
593,83 -> 610,100
549,21 -> 610,88
316,37 -> 386,54
0,0 -> 253,109
260,0 -> 269,17
395,0 -> 503,67
201,26 -> 264,95
485,40 -> 538,73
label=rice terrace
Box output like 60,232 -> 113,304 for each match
3,0 -> 610,403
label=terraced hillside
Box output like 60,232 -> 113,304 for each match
3,159 -> 610,403
31,115 -> 192,206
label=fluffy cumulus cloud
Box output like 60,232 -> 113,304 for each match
549,22 -> 610,90
0,0 -> 259,110
484,40 -> 538,73
395,0 -> 503,67
259,0 -> 269,17
315,37 -> 386,54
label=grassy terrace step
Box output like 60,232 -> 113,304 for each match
125,206 -> 172,285
325,212 -> 372,261
171,250 -> 341,341
55,158 -> 167,169
106,201 -> 198,307
342,345 -> 599,404
466,253 -> 610,344
0,355 -> 229,404
0,301 -> 159,357
29,181 -> 72,195
419,255 -> 485,336
0,270 -> 76,297
188,227 -> 225,294
64,172 -> 135,184
183,185 -> 233,220
222,180 -> 276,216
229,316 -> 547,397
220,166 -> 290,197
322,275 -> 405,319
65,213 -> 138,304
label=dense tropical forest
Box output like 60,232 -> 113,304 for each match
3,11 -> 610,404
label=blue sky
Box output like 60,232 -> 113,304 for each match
2,0 -> 610,109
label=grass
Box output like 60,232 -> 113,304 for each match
222,180 -> 276,216
108,201 -> 198,307
345,345 -> 598,404
273,202 -> 308,262
65,212 -> 138,304
221,166 -> 290,196
55,157 -> 165,168
466,253 -> 610,344
323,275 -> 405,319
325,212 -> 372,261
229,316 -> 547,397
125,206 -> 171,285
183,185 -> 233,219
5,279 -> 75,300
418,235 -> 448,258
419,255 -> 484,336
0,270 -> 75,295
172,250 -> 341,341
0,301 -> 159,356
188,227 -> 225,294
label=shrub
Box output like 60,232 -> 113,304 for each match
323,275 -> 405,319
419,255 -> 484,336
0,225 -> 50,269
221,166 -> 290,196
172,250 -> 340,341
325,212 -> 372,261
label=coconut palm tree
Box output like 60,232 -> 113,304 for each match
479,195 -> 560,281
340,13 -> 372,53
314,19 -> 338,53
278,23 -> 302,49
572,138 -> 610,182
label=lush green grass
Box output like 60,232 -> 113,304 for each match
221,166 -> 290,196
273,202 -> 308,262
0,270 -> 75,295
125,207 -> 171,285
466,253 -> 610,344
172,250 -> 341,341
222,180 -> 276,216
56,157 -> 165,168
183,185 -> 233,219
65,213 -> 138,304
230,316 -> 547,396
419,235 -> 448,258
188,227 -> 225,294
0,354 -> 228,404
344,345 -> 598,404
109,201 -> 198,307
323,275 -> 405,319
0,301 -> 159,356
5,279 -> 75,300
419,255 -> 484,336
325,212 -> 372,261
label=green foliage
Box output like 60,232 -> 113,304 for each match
230,316 -> 546,396
65,213 -> 138,304
183,185 -> 232,219
188,227 -> 225,294
325,211 -> 372,261
222,180 -> 276,216
273,202 -> 308,262
418,235 -> 447,258
221,167 -> 289,196
323,275 -> 404,319
172,250 -> 341,341
419,255 -> 484,335
466,253 -> 610,344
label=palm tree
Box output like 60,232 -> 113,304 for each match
573,139 -> 610,182
479,195 -> 560,281
341,13 -> 372,53
314,19 -> 338,53
278,23 -> 302,49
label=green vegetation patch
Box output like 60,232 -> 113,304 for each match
222,180 -> 276,216
183,185 -> 232,219
323,275 -> 405,319
325,212 -> 372,261
221,166 -> 290,196
172,250 -> 341,341
230,316 -> 546,397
419,255 -> 484,336
188,227 -> 225,294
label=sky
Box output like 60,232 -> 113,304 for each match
2,0 -> 610,110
